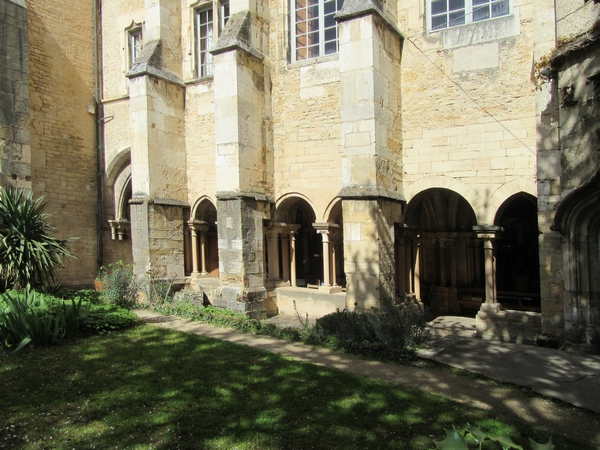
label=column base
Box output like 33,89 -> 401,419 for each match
213,285 -> 267,319
318,285 -> 343,294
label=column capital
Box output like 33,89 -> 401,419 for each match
473,225 -> 502,240
187,219 -> 209,232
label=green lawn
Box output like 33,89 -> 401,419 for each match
0,325 -> 591,449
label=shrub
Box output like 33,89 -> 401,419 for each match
147,296 -> 427,362
314,299 -> 427,360
141,267 -> 176,305
80,305 -> 139,334
0,187 -> 76,290
100,262 -> 139,308
0,288 -> 89,351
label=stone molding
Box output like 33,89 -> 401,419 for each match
335,0 -> 404,39
337,186 -> 406,203
129,196 -> 189,207
216,190 -> 272,202
126,40 -> 183,86
210,10 -> 263,61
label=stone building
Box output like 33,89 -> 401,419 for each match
1,0 -> 598,351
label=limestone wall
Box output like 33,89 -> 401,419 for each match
399,0 -> 538,220
556,0 -> 600,40
28,0 -> 97,286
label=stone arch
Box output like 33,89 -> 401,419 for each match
404,176 -> 484,223
323,197 -> 345,287
269,194 -> 322,287
493,193 -> 540,309
187,196 -> 219,277
274,192 -> 317,223
554,173 -> 600,351
106,147 -> 131,186
402,188 -> 483,315
106,148 -> 132,242
191,195 -> 217,221
485,178 -> 537,225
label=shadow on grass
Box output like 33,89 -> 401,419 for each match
0,325 -> 596,450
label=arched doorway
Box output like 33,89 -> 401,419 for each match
269,197 -> 321,286
554,173 -> 600,350
187,198 -> 219,277
404,188 -> 482,315
494,193 -> 541,310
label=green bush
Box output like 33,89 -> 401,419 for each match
0,288 -> 89,350
81,305 -> 139,334
141,267 -> 176,305
147,297 -> 427,362
99,262 -> 139,308
0,289 -> 138,350
315,299 -> 428,360
0,187 -> 76,290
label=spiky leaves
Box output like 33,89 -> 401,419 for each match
0,187 -> 76,290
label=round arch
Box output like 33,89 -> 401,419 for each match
404,176 -> 484,223
486,178 -> 537,225
273,193 -> 317,224
402,187 -> 483,316
493,193 -> 540,309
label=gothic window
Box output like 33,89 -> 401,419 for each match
291,0 -> 344,62
196,6 -> 214,77
195,2 -> 230,77
428,0 -> 509,31
127,26 -> 143,68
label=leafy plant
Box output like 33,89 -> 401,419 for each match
142,266 -> 176,305
80,304 -> 138,334
0,287 -> 89,351
434,424 -> 554,450
0,187 -> 76,290
100,261 -> 139,308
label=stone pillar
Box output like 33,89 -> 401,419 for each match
210,9 -> 271,317
290,229 -> 298,287
188,220 -> 201,276
267,229 -> 281,280
314,223 -> 342,293
126,0 -> 187,279
414,235 -> 421,299
337,1 -> 405,310
281,233 -> 290,282
475,226 -> 503,339
199,223 -> 209,275
0,0 -> 31,191
215,194 -> 268,317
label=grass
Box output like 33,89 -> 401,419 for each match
0,325 -> 593,450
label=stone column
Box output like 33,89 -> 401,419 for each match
314,223 -> 342,294
319,230 -> 331,286
199,223 -> 209,275
267,229 -> 281,280
290,230 -> 297,287
281,232 -> 291,282
414,235 -> 421,299
188,220 -> 201,276
474,226 -> 502,339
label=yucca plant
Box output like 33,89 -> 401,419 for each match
0,187 -> 75,290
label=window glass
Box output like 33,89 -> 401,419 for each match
292,0 -> 344,61
429,0 -> 509,31
196,7 -> 214,77
129,29 -> 143,68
